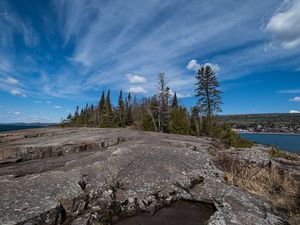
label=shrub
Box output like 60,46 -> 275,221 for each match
269,146 -> 296,160
207,122 -> 253,148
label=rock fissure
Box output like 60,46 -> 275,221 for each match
0,128 -> 298,225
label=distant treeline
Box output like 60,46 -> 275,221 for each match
217,113 -> 300,133
62,66 -> 252,148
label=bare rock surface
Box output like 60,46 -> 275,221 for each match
0,127 -> 298,225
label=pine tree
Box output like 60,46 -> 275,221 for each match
169,106 -> 190,135
101,90 -> 113,127
171,92 -> 178,108
98,91 -> 106,126
106,90 -> 112,113
117,90 -> 125,127
195,65 -> 222,118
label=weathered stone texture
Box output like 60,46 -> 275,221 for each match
0,128 -> 298,225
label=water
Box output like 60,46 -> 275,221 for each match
240,133 -> 300,153
116,200 -> 215,225
0,124 -> 51,133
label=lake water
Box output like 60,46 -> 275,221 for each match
240,133 -> 300,153
0,124 -> 49,133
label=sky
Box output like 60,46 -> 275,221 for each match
0,0 -> 300,123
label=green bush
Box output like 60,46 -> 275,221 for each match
205,121 -> 253,148
269,147 -> 296,160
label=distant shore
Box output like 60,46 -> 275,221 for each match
238,131 -> 300,136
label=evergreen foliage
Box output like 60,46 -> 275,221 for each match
195,65 -> 222,118
62,70 -> 252,148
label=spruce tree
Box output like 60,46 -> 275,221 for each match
171,92 -> 178,108
101,90 -> 113,127
169,106 -> 189,135
118,90 -> 125,127
195,65 -> 222,118
98,90 -> 106,126
105,90 -> 112,113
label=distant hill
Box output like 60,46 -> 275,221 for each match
217,113 -> 300,124
216,113 -> 300,133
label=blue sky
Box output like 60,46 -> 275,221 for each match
0,0 -> 300,123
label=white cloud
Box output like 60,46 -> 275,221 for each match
128,86 -> 148,94
169,89 -> 191,98
186,59 -> 200,71
177,93 -> 192,98
53,105 -> 62,109
266,0 -> 300,49
278,89 -> 300,94
6,77 -> 18,85
289,96 -> 300,102
10,89 -> 26,97
126,74 -> 147,84
289,110 -> 300,113
14,111 -> 22,116
186,59 -> 220,73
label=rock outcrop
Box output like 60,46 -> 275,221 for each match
0,127 -> 299,225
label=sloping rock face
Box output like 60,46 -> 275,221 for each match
0,128 -> 298,225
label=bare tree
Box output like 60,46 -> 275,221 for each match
157,73 -> 170,133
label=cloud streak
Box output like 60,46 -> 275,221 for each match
266,0 -> 300,49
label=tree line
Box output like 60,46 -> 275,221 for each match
62,65 -> 252,148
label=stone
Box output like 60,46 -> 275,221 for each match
0,127 -> 299,225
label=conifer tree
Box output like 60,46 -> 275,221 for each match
101,90 -> 113,127
169,106 -> 189,135
98,90 -> 106,126
171,92 -> 178,108
117,90 -> 125,127
105,90 -> 112,113
195,65 -> 222,118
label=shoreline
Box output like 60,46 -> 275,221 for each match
238,131 -> 300,136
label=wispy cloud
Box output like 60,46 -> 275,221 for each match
50,0 -> 294,98
0,1 -> 39,49
289,109 -> 300,113
6,77 -> 18,85
126,74 -> 147,84
278,89 -> 300,94
289,96 -> 300,102
265,0 -> 300,49
128,87 -> 148,94
10,89 -> 26,97
186,59 -> 220,73
0,0 -> 300,121
53,105 -> 62,109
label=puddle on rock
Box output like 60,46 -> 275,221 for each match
116,200 -> 215,225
